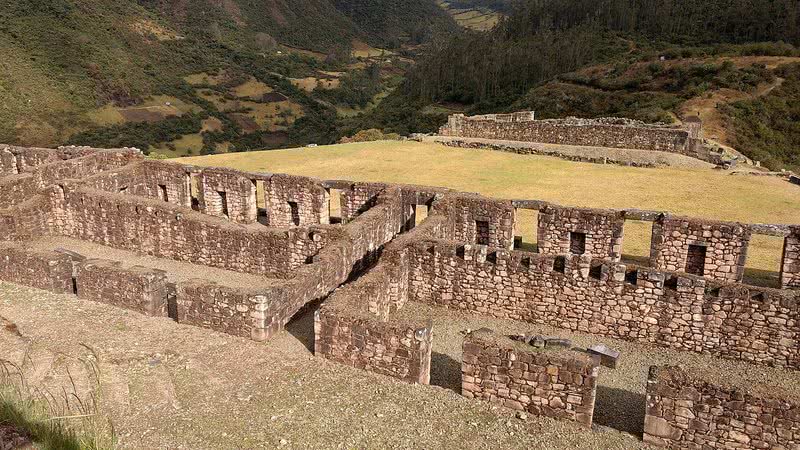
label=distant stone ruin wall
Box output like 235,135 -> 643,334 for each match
438,114 -> 714,161
440,114 -> 692,153
462,329 -> 599,427
407,240 -> 800,370
644,366 -> 800,448
651,216 -> 751,282
537,205 -> 625,261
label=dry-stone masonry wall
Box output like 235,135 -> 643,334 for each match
406,239 -> 800,370
315,238 -> 433,384
3,144 -> 800,443
651,215 -> 751,282
439,113 -> 706,158
76,259 -> 169,317
537,205 -> 625,261
462,329 -> 599,427
645,365 -> 800,449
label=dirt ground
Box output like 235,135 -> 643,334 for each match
2,283 -> 798,449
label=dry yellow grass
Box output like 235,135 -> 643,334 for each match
231,77 -> 273,99
290,77 -> 340,92
180,141 -> 800,285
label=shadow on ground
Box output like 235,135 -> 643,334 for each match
592,386 -> 646,437
285,307 -> 317,353
429,351 -> 461,394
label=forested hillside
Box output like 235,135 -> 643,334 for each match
369,0 -> 800,170
332,0 -> 458,48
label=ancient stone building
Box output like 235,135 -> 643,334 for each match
1,143 -> 799,447
438,112 -> 721,164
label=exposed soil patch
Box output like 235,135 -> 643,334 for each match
0,424 -> 32,450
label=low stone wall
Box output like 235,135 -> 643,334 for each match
315,305 -> 433,384
176,281 -> 258,337
462,329 -> 599,427
645,366 -> 800,449
408,239 -> 800,369
439,114 -> 696,155
434,138 -> 664,168
76,259 -> 169,317
0,244 -> 75,294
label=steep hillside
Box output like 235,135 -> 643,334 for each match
332,0 -> 458,47
0,0 -> 457,153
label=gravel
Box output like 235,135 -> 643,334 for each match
2,284 -> 797,449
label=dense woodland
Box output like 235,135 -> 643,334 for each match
403,0 -> 800,106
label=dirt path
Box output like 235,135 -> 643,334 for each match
678,76 -> 786,147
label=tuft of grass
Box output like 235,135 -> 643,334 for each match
0,349 -> 114,450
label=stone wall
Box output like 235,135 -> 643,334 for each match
462,329 -> 599,427
176,281 -> 259,338
53,185 -> 327,278
314,240 -> 433,384
0,244 -> 75,294
197,167 -> 258,224
436,194 -> 516,250
266,174 -> 329,227
537,205 -> 625,261
439,115 -> 697,155
407,239 -> 800,369
644,365 -> 800,449
257,187 -> 413,341
312,195 -> 439,383
782,230 -> 800,290
651,216 -> 751,282
76,258 -> 169,317
339,182 -> 387,223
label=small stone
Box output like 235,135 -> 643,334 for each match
587,344 -> 620,369
516,411 -> 528,420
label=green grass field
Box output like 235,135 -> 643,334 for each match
180,140 -> 800,286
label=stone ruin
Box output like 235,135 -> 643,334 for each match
438,111 -> 725,165
2,144 -> 800,448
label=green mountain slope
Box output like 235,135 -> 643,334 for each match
0,0 -> 458,151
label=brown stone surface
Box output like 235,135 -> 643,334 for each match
462,328 -> 599,427
645,365 -> 800,449
651,215 -> 751,282
537,205 -> 625,261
